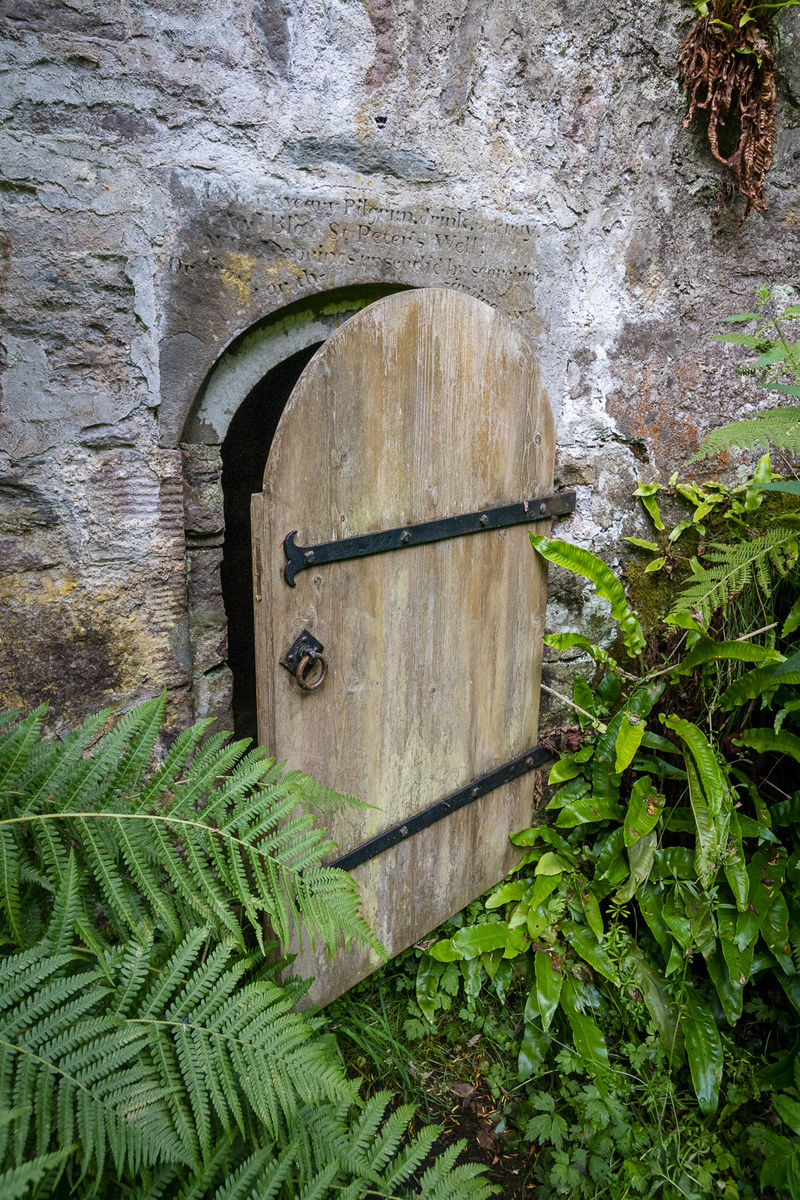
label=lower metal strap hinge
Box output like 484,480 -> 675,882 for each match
329,742 -> 555,873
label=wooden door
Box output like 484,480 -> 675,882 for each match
251,288 -> 556,1005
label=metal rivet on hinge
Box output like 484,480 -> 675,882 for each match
525,756 -> 535,768
479,514 -> 489,527
470,787 -> 479,799
538,503 -> 547,515
304,549 -> 315,561
400,530 -> 412,544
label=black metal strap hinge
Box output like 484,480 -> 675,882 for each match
328,743 -> 554,873
283,491 -> 576,586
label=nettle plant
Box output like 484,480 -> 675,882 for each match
416,293 -> 800,1145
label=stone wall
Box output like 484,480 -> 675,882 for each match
1,0 -> 798,735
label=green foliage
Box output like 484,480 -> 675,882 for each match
325,289 -> 800,1200
530,536 -> 646,658
414,455 -> 800,1193
690,0 -> 800,24
669,524 -> 799,626
693,289 -> 800,461
0,699 -> 380,959
0,699 -> 495,1200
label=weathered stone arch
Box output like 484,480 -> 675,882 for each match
178,284 -> 410,732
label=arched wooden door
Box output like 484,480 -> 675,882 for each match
251,288 -> 562,1005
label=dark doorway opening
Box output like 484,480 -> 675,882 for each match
220,342 -> 322,742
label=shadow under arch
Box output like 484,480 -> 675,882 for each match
181,283 -> 412,446
179,283 -> 412,740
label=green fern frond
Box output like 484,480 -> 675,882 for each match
417,1140 -> 498,1200
208,1145 -> 295,1200
734,727 -> 800,760
0,703 -> 377,958
0,935 -> 360,1188
382,1126 -> 443,1190
41,850 -> 81,955
692,404 -> 800,460
0,1146 -> 72,1199
0,702 -> 490,1200
669,525 -> 800,626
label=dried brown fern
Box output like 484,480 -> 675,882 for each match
679,2 -> 777,215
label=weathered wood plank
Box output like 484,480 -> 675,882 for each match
251,288 -> 554,1005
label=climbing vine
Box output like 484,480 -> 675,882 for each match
679,0 -> 797,214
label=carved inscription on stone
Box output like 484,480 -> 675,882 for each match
161,191 -> 544,442
167,193 -> 541,320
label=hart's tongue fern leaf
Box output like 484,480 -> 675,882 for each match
0,699 -> 495,1200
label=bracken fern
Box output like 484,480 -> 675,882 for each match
691,404 -> 800,461
0,699 -> 496,1200
0,696 -> 381,958
669,522 -> 800,625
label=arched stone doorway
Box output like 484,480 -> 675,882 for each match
221,343 -> 320,741
179,284 -> 409,737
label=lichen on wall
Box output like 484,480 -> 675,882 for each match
0,0 -> 798,733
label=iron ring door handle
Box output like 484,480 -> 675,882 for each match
280,629 -> 328,691
295,652 -> 328,691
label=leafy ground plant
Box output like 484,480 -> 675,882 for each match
408,313 -> 800,1196
0,697 -> 495,1200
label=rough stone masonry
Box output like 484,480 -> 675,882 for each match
0,0 -> 798,737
